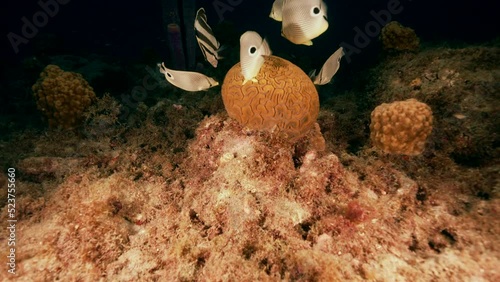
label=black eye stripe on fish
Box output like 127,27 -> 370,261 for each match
195,22 -> 219,50
196,15 -> 215,43
195,9 -> 211,33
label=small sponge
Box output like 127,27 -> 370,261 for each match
370,99 -> 433,156
33,65 -> 96,129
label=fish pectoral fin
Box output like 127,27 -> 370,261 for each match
303,41 -> 313,46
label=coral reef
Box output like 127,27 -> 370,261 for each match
380,21 -> 420,51
32,65 -> 96,129
0,43 -> 498,281
370,45 -> 499,166
370,98 -> 433,155
0,111 -> 498,281
222,56 -> 320,140
82,93 -> 122,139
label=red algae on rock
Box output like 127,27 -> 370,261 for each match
0,45 -> 498,281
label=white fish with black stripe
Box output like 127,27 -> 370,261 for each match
239,31 -> 272,85
194,8 -> 222,68
281,0 -> 329,46
158,62 -> 218,92
310,47 -> 344,85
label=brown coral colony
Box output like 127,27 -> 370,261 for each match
33,65 -> 96,129
370,98 -> 433,156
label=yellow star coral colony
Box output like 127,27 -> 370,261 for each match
370,98 -> 433,155
32,65 -> 96,129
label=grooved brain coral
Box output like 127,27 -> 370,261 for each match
370,99 -> 433,156
221,55 -> 319,140
32,65 -> 96,129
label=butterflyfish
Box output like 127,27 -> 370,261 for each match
239,31 -> 272,85
281,0 -> 329,46
195,8 -> 223,68
311,47 -> 344,85
158,62 -> 219,92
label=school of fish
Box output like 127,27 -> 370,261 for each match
158,0 -> 343,91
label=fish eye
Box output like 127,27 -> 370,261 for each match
311,6 -> 321,16
249,46 -> 257,55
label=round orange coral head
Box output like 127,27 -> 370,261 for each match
221,55 -> 319,140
